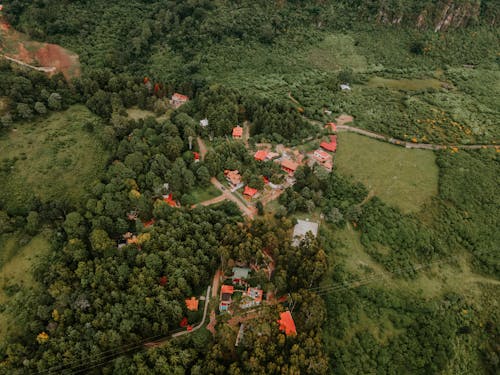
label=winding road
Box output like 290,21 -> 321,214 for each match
288,92 -> 498,150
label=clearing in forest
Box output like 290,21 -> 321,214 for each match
0,105 -> 108,212
0,232 -> 51,343
0,16 -> 80,79
334,132 -> 438,213
366,76 -> 446,91
307,34 -> 368,72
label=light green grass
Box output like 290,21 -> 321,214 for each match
307,34 -> 368,72
366,76 -> 445,90
0,231 -> 51,342
126,107 -> 157,120
0,105 -> 108,212
190,185 -> 222,204
334,132 -> 438,213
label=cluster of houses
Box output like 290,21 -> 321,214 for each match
219,266 -> 264,313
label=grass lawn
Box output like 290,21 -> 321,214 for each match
0,231 -> 51,343
190,185 -> 222,204
0,105 -> 109,213
334,132 -> 438,213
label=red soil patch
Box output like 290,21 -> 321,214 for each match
35,44 -> 80,79
0,17 -> 80,80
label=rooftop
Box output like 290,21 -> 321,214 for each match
243,186 -> 258,197
278,311 -> 297,336
232,126 -> 243,137
185,297 -> 199,311
254,150 -> 268,161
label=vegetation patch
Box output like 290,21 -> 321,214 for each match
190,185 -> 222,204
0,105 -> 108,214
366,76 -> 445,90
0,231 -> 51,343
334,132 -> 438,213
307,34 -> 368,72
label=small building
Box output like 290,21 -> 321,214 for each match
340,84 -> 351,91
219,285 -> 235,312
240,287 -> 263,309
325,122 -> 337,132
266,152 -> 280,161
281,159 -> 299,175
313,149 -> 331,163
170,93 -> 189,108
143,219 -> 155,228
224,170 -> 242,187
320,135 -> 337,152
254,150 -> 268,161
232,126 -> 243,139
292,219 -> 319,246
163,193 -> 177,207
200,118 -> 209,127
232,267 -> 250,285
278,311 -> 297,336
243,186 -> 258,198
185,297 -> 199,312
193,151 -> 200,162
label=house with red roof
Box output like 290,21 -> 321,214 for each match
219,285 -> 235,312
243,186 -> 258,198
232,126 -> 243,139
193,151 -> 200,162
281,159 -> 299,175
320,135 -> 337,152
170,93 -> 189,109
163,194 -> 177,207
254,150 -> 268,161
278,311 -> 297,336
142,218 -> 155,228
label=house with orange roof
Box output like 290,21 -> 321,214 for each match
281,159 -> 299,175
254,150 -> 268,161
243,186 -> 258,198
278,311 -> 297,336
240,287 -> 264,309
163,193 -> 178,207
185,297 -> 199,311
232,126 -> 243,139
170,93 -> 189,109
219,285 -> 235,312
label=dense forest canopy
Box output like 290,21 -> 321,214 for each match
0,0 -> 498,373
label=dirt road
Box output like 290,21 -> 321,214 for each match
197,137 -> 208,160
210,178 -> 256,218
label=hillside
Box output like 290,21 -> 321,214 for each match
0,1 -> 498,374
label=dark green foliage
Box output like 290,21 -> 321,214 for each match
434,150 -> 500,277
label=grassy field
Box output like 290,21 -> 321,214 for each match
366,76 -> 445,90
0,105 -> 109,213
0,231 -> 51,342
306,34 -> 368,73
190,185 -> 222,204
334,132 -> 438,213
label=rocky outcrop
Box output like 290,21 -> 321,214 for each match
373,0 -> 496,31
